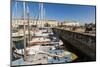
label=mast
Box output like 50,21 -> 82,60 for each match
27,5 -> 30,46
23,1 -> 27,61
39,2 -> 44,28
43,7 -> 45,27
16,1 -> 20,37
41,2 -> 43,28
15,1 -> 17,30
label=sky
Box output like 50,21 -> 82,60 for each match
11,0 -> 96,24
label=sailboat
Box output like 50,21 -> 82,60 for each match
28,3 -> 53,45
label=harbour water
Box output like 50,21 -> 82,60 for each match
12,28 -> 78,66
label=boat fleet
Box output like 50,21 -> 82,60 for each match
11,2 -> 77,66
12,27 -> 77,66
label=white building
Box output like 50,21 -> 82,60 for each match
12,19 -> 59,28
62,21 -> 80,26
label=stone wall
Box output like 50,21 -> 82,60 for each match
52,28 -> 96,60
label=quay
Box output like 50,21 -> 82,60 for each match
52,28 -> 96,61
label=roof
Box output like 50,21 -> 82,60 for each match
63,20 -> 77,23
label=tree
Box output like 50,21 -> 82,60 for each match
44,23 -> 50,27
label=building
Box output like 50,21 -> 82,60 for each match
12,19 -> 59,29
62,20 -> 80,26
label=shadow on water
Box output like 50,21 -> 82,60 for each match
60,37 -> 95,62
13,40 -> 24,49
12,40 -> 24,61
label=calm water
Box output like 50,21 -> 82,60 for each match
13,40 -> 24,49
